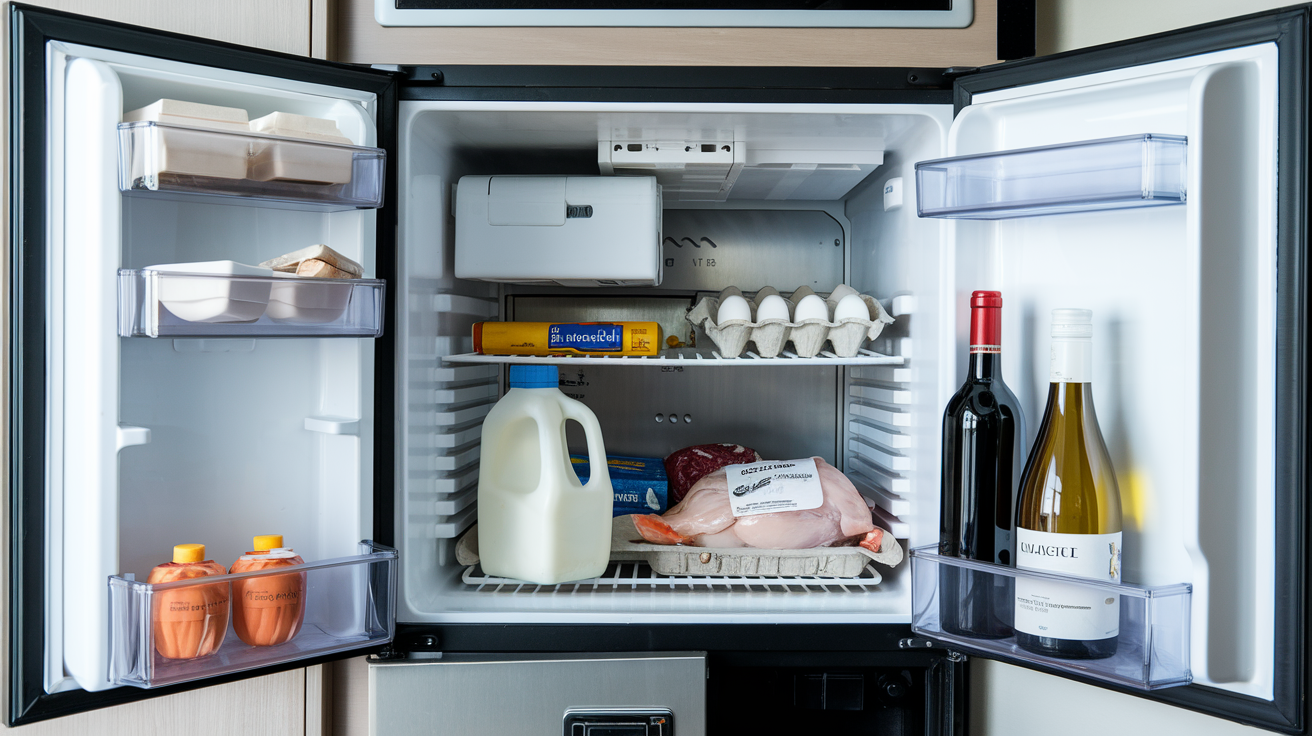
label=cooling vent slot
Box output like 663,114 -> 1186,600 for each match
601,140 -> 884,202
843,295 -> 914,539
405,290 -> 500,545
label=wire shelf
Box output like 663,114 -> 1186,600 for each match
443,348 -> 904,367
461,561 -> 884,593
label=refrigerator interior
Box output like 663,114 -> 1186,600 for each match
47,42 -> 381,693
396,39 -> 1278,701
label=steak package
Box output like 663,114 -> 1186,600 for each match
664,443 -> 763,504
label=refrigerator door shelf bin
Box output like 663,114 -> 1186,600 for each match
910,547 -> 1192,690
108,542 -> 397,689
118,269 -> 386,338
117,122 -> 386,211
915,133 -> 1187,219
443,348 -> 906,367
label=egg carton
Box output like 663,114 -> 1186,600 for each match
687,284 -> 895,358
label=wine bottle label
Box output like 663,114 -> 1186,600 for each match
725,458 -> 824,517
1014,528 -> 1122,641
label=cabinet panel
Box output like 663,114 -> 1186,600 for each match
4,670 -> 306,735
334,0 -> 1002,67
7,0 -> 310,54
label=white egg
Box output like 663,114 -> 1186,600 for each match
716,294 -> 753,324
833,293 -> 871,322
794,294 -> 830,322
756,294 -> 791,322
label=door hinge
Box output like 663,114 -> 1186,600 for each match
900,637 -> 969,662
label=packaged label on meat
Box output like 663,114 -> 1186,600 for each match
725,458 -> 824,517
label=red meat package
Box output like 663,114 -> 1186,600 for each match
664,443 -> 763,504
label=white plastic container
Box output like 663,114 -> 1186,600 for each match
476,365 -> 613,584
247,111 -> 355,184
454,175 -> 663,287
122,100 -> 251,180
266,272 -> 353,324
145,260 -> 272,323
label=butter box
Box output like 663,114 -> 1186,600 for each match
571,454 -> 668,516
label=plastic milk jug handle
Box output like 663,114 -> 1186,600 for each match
559,396 -> 608,491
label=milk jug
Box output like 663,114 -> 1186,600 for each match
477,365 -> 613,584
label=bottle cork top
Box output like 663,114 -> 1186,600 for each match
253,534 -> 283,550
172,543 -> 205,564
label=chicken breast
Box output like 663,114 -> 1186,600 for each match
633,457 -> 879,551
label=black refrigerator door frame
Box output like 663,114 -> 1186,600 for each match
948,6 -> 1310,734
6,5 -> 399,726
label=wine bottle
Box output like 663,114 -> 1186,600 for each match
1014,309 -> 1123,659
939,290 -> 1026,639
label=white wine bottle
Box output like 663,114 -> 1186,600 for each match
1014,309 -> 1123,660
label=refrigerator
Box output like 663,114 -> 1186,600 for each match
6,3 -> 1307,733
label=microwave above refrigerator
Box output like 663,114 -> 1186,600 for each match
7,4 -> 1308,734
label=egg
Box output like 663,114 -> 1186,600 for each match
794,294 -> 830,322
716,294 -> 752,324
833,293 -> 871,322
756,294 -> 791,322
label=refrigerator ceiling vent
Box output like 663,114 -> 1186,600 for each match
600,140 -> 884,201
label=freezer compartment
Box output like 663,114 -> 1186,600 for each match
369,652 -> 706,736
915,134 -> 1187,219
117,268 -> 386,337
118,122 -> 386,211
107,542 -> 396,689
909,548 -> 1191,690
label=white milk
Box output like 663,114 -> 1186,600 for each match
477,365 -> 613,584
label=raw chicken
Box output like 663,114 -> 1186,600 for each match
633,457 -> 884,553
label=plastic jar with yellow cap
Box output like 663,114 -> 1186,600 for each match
147,543 -> 230,660
229,535 -> 306,647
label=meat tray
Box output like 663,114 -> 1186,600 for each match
455,516 -> 904,580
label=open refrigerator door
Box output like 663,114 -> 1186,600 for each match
10,7 -> 398,719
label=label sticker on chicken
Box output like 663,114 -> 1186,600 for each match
725,458 -> 824,517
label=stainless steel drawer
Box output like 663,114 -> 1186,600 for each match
369,652 -> 706,736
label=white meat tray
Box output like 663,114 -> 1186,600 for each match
456,515 -> 904,579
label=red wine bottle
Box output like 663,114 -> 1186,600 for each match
939,290 -> 1026,639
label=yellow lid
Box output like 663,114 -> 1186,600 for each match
172,544 -> 205,564
253,535 -> 283,550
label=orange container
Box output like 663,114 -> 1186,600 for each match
148,544 -> 229,660
230,535 -> 306,647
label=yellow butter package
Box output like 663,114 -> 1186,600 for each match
473,322 -> 662,356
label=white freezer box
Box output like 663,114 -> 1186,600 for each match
454,175 -> 663,287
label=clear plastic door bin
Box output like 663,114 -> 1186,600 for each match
910,547 -> 1192,690
108,541 -> 397,688
915,134 -> 1187,219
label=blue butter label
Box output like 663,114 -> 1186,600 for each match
548,323 -> 623,352
572,454 -> 668,516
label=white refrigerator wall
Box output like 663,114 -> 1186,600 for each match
48,42 -> 379,693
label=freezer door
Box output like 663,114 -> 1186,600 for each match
8,5 -> 398,725
369,653 -> 706,736
927,6 -> 1306,732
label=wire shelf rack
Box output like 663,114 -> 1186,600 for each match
461,561 -> 884,593
444,348 -> 904,367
